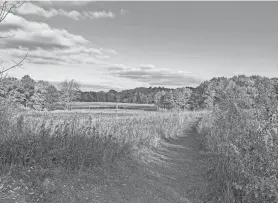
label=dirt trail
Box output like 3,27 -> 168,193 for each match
98,117 -> 210,203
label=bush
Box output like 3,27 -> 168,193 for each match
199,96 -> 278,202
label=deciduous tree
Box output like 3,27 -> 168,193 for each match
59,80 -> 80,110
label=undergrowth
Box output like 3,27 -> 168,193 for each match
198,100 -> 278,202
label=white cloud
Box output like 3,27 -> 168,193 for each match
14,3 -> 80,20
1,13 -> 89,49
82,11 -> 115,19
96,55 -> 110,60
138,64 -> 155,70
106,64 -> 202,87
3,47 -> 108,66
38,1 -> 93,7
0,13 -> 118,66
14,2 -> 115,20
106,49 -> 119,54
120,9 -> 130,16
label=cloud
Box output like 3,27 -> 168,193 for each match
4,47 -> 108,65
120,9 -> 130,16
35,1 -> 93,8
0,13 -> 89,49
0,13 -> 117,66
14,2 -> 115,20
107,64 -> 131,71
105,49 -> 119,55
138,64 -> 155,70
82,11 -> 115,19
14,3 -> 81,20
78,83 -> 115,92
107,64 -> 203,87
96,55 -> 110,60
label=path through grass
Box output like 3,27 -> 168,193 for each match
0,112 -> 210,203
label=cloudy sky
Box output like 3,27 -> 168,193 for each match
1,1 -> 278,91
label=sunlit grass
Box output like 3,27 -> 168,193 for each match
0,104 -> 202,202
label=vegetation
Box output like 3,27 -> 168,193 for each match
198,78 -> 278,202
0,103 -> 199,202
2,74 -> 278,112
2,72 -> 278,202
2,1 -> 278,201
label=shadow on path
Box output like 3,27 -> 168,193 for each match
99,117 -> 210,203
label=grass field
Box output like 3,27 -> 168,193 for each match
0,102 -> 205,202
56,102 -> 158,111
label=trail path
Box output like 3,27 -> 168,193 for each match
98,117 -> 210,203
0,117 -> 210,203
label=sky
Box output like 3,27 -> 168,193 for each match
0,1 -> 278,91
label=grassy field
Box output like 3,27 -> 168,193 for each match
0,101 -> 205,202
56,102 -> 158,111
22,109 -> 145,119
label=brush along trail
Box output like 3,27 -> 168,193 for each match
97,117 -> 210,203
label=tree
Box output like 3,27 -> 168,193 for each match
21,75 -> 35,107
7,84 -> 26,105
59,80 -> 80,110
161,90 -> 175,110
96,91 -> 106,102
30,80 -> 49,111
0,77 -> 26,105
45,85 -> 59,110
153,90 -> 163,106
106,89 -> 117,102
173,88 -> 193,110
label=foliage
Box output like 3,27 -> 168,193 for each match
59,80 -> 80,110
2,74 -> 278,112
198,79 -> 278,202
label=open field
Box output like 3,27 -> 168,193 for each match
1,1 -> 278,202
56,102 -> 158,111
22,109 -> 146,119
0,103 -> 208,202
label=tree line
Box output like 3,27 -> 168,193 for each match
0,75 -> 79,111
1,74 -> 278,111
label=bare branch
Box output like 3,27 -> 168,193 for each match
0,52 -> 28,75
0,1 -> 24,23
0,1 -> 26,77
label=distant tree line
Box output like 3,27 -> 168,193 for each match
0,75 -> 79,111
77,86 -> 194,110
1,74 -> 278,111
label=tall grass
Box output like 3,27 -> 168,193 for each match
198,102 -> 278,202
0,105 -> 199,202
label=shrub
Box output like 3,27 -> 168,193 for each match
199,95 -> 278,202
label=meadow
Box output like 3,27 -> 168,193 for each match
0,99 -> 204,202
2,80 -> 278,202
55,101 -> 158,111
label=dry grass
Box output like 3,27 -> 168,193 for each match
57,101 -> 158,111
0,104 -> 202,202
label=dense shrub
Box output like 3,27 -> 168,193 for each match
199,88 -> 278,202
